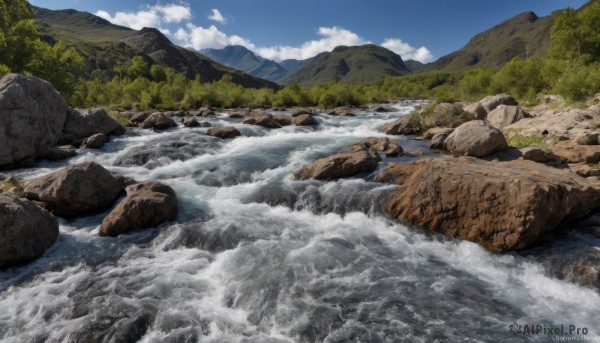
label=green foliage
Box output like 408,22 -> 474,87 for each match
550,3 -> 600,63
109,110 -> 129,126
504,129 -> 549,148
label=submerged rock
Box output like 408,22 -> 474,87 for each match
328,107 -> 355,116
181,117 -> 199,127
99,182 -> 178,237
23,162 -> 124,218
207,126 -> 241,139
444,120 -> 507,157
0,194 -> 59,268
43,145 -> 77,161
0,73 -> 70,168
375,157 -> 600,253
294,148 -> 381,180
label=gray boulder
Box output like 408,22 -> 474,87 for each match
381,116 -> 420,135
0,74 -> 70,168
486,105 -> 528,128
444,120 -> 508,157
0,194 -> 59,268
292,114 -> 318,126
43,145 -> 77,161
61,107 -> 125,141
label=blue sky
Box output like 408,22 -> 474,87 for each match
29,0 -> 588,62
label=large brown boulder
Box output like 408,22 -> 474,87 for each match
242,113 -> 281,128
444,120 -> 508,157
550,140 -> 600,163
292,114 -> 318,126
381,116 -> 420,135
375,157 -> 600,253
0,194 -> 59,268
22,162 -> 124,218
272,114 -> 292,126
61,107 -> 125,141
139,113 -> 177,130
486,105 -> 528,128
99,182 -> 178,237
294,148 -> 381,180
0,74 -> 70,168
207,126 -> 241,139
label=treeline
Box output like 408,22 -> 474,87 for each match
1,0 -> 599,110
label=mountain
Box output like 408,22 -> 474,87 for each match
280,45 -> 411,86
33,7 -> 278,89
423,11 -> 553,72
201,45 -> 288,82
404,60 -> 425,73
279,59 -> 309,74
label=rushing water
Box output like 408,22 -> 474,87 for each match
1,102 -> 600,343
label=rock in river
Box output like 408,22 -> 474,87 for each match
444,120 -> 507,157
294,148 -> 381,180
0,194 -> 59,268
23,162 -> 124,218
99,182 -> 178,237
375,157 -> 600,253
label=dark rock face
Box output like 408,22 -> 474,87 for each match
381,116 -> 420,135
0,74 -> 70,168
61,107 -> 125,142
99,182 -> 178,237
0,194 -> 59,268
43,145 -> 77,161
294,148 -> 381,180
292,114 -> 318,126
139,113 -> 177,130
242,113 -> 282,128
444,120 -> 508,157
375,157 -> 600,253
81,133 -> 108,149
23,162 -> 124,218
207,127 -> 241,139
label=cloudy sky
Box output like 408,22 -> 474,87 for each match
30,0 -> 587,63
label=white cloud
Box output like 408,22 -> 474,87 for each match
257,26 -> 370,61
207,9 -> 226,24
381,38 -> 433,63
175,23 -> 254,50
96,3 -> 191,31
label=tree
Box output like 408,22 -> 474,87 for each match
127,56 -> 148,79
150,64 -> 166,82
550,2 -> 600,63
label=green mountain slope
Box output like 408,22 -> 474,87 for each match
280,45 -> 411,86
201,45 -> 289,82
423,11 -> 553,72
34,7 -> 278,89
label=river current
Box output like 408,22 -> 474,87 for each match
1,102 -> 599,342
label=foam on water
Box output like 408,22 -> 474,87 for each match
1,101 -> 598,342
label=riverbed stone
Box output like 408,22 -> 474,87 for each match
0,194 -> 59,268
375,157 -> 600,253
22,162 -> 124,218
294,148 -> 381,180
99,182 -> 178,237
444,120 -> 508,157
207,126 -> 241,139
